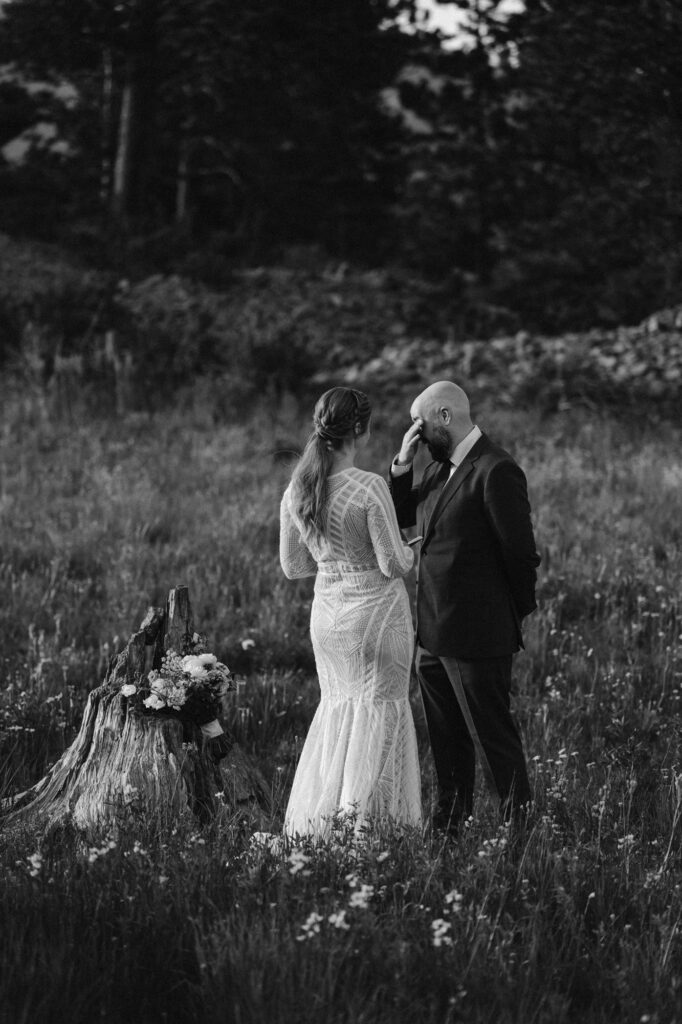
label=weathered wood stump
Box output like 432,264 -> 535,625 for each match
1,586 -> 270,837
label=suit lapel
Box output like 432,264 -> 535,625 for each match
422,434 -> 489,542
418,462 -> 446,538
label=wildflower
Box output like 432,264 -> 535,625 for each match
251,832 -> 283,854
27,852 -> 43,877
288,849 -> 312,876
121,683 -> 137,697
86,839 -> 117,864
431,918 -> 453,948
376,850 -> 390,863
476,835 -> 508,858
241,639 -> 256,650
328,910 -> 350,930
348,884 -> 374,909
444,889 -> 464,913
158,875 -> 169,885
296,912 -> 323,941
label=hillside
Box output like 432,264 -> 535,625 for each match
1,233 -> 680,419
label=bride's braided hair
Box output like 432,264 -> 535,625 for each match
313,388 -> 371,446
291,387 -> 371,541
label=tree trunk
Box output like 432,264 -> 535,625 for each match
100,47 -> 114,206
175,137 -> 191,223
1,587 -> 270,838
111,64 -> 134,219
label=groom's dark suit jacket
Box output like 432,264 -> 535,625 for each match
389,433 -> 540,659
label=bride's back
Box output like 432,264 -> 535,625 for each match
282,463 -> 413,582
304,466 -> 381,565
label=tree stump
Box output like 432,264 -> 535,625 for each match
1,586 -> 270,837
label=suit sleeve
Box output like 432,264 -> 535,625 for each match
388,463 -> 418,529
279,489 -> 317,580
483,460 -> 541,618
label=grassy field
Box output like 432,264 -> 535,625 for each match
1,383 -> 681,1024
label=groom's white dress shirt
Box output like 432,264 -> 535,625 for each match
392,425 -> 482,482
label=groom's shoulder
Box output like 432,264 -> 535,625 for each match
476,433 -> 520,468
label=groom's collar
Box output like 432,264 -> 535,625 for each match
450,425 -> 482,468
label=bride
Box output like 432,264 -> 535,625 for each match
279,386 -> 422,837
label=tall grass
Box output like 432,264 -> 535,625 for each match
1,387 -> 680,1023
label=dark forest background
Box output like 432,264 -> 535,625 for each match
1,0 -> 680,333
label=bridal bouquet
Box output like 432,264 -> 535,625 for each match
120,635 -> 233,741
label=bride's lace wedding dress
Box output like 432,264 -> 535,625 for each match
279,467 -> 422,837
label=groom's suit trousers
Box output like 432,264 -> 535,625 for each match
415,644 -> 531,825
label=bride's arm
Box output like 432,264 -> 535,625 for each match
279,490 -> 317,579
367,477 -> 415,579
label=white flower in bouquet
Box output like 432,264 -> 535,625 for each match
143,692 -> 166,711
145,672 -> 188,711
197,653 -> 218,668
160,678 -> 187,710
121,683 -> 137,697
181,654 -> 210,679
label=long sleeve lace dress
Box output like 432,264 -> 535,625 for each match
279,467 -> 422,837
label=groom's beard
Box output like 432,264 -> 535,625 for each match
426,426 -> 452,463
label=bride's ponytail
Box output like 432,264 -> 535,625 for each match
290,387 -> 371,542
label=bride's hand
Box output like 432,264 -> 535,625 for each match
397,420 -> 423,466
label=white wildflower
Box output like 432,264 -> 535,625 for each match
328,909 -> 350,930
431,918 -> 453,948
251,832 -> 283,854
121,683 -> 137,697
296,912 -> 323,941
288,849 -> 312,876
27,852 -> 43,877
444,889 -> 464,912
86,838 -> 117,864
348,884 -> 374,910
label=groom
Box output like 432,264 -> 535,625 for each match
389,381 -> 540,833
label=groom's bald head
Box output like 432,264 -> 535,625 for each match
411,381 -> 473,451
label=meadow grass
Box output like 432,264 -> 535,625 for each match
0,385 -> 680,1023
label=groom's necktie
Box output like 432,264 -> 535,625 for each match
425,461 -> 451,533
436,460 -> 452,490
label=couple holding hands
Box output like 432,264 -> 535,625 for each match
279,381 -> 541,838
